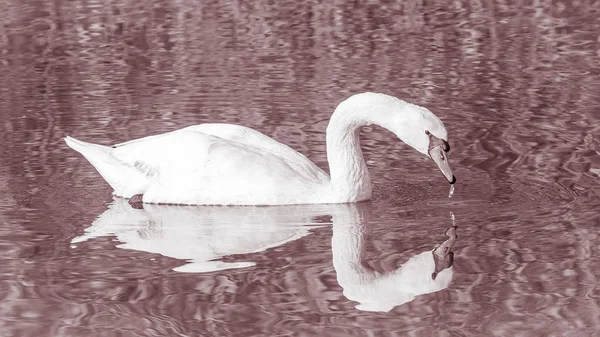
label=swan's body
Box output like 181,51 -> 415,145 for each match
66,124 -> 330,205
65,92 -> 454,205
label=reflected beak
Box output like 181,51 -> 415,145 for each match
429,146 -> 456,184
431,226 -> 458,280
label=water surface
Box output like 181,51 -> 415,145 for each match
1,0 -> 600,336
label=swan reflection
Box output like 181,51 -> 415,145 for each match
72,198 -> 336,272
332,205 -> 457,312
73,199 -> 456,312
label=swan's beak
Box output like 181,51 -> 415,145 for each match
429,146 -> 456,184
431,226 -> 458,280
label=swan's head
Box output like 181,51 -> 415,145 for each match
388,100 -> 456,184
332,92 -> 456,184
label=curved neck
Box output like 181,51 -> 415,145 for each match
325,119 -> 372,202
325,94 -> 401,202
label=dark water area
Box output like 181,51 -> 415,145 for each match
1,0 -> 600,336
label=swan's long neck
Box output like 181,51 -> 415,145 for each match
325,119 -> 372,202
325,94 -> 404,202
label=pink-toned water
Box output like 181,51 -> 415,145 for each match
1,1 -> 600,336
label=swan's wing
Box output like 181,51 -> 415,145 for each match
182,124 -> 328,182
115,124 -> 328,183
111,130 -> 211,178
110,126 -> 328,204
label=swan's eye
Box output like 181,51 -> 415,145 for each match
442,141 -> 450,152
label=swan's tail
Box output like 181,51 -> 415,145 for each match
64,136 -> 147,197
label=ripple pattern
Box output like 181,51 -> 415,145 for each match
0,0 -> 599,336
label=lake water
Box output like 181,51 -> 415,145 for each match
1,1 -> 600,336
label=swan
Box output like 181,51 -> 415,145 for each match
332,207 -> 458,312
64,92 -> 455,205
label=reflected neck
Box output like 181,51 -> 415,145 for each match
331,206 -> 377,284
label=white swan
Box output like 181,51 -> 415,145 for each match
65,92 -> 455,205
332,207 -> 458,312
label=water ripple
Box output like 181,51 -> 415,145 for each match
0,0 -> 600,335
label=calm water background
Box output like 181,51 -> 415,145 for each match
1,0 -> 600,336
